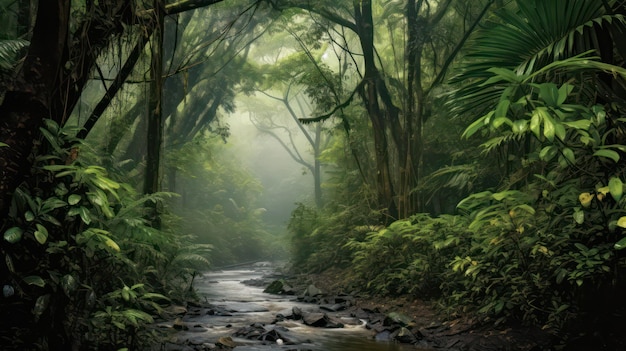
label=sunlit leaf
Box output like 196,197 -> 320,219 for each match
617,216 -> 626,228
578,192 -> 594,208
593,149 -> 620,162
68,194 -> 81,205
573,210 -> 584,224
562,148 -> 575,164
103,236 -> 120,252
609,177 -> 623,202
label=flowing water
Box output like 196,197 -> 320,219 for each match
168,264 -> 434,350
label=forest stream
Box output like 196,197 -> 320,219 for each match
157,263 -> 430,351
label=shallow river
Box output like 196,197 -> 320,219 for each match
169,264 -> 432,350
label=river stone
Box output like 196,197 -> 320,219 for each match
319,303 -> 345,312
164,305 -> 187,316
172,318 -> 189,330
301,312 -> 344,328
217,336 -> 237,348
392,327 -> 418,343
384,311 -> 413,327
218,302 -> 269,313
304,284 -> 322,297
263,280 -> 284,294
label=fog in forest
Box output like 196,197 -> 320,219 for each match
2,1 -> 626,350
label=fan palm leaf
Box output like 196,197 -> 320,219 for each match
448,0 -> 626,115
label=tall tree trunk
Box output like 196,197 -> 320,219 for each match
0,1 -> 70,216
354,0 -> 398,220
144,1 -> 165,227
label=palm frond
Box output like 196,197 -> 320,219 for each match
448,0 -> 624,115
0,38 -> 28,70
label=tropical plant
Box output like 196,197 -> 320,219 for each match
443,0 -> 626,336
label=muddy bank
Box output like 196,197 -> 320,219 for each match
263,267 -> 554,351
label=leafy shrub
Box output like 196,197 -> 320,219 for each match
0,120 -> 209,349
347,214 -> 471,297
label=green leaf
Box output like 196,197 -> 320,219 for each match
609,177 -> 623,202
542,111 -> 556,141
34,224 -> 48,244
68,194 -> 81,206
562,148 -> 575,164
463,112 -> 491,138
615,236 -> 626,250
4,227 -> 23,243
573,210 -> 584,224
539,145 -> 558,161
617,216 -> 626,228
530,111 -> 541,138
495,99 -> 511,118
538,83 -> 559,106
557,83 -> 573,105
593,149 -> 620,162
78,207 -> 91,225
24,211 -> 35,222
562,120 -> 591,130
23,275 -> 46,287
61,274 -> 77,297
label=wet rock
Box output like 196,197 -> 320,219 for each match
391,327 -> 419,343
301,312 -> 344,328
384,311 -> 413,327
263,279 -> 295,295
303,284 -> 322,297
173,318 -> 189,330
164,305 -> 188,316
216,336 -> 237,348
319,303 -> 346,312
291,306 -> 302,320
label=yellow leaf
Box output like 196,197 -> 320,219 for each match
578,192 -> 594,208
617,216 -> 626,228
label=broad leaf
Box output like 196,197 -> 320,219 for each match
4,227 -> 23,243
609,177 -> 623,202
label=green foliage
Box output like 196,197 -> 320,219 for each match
0,120 -> 209,349
347,214 -> 471,297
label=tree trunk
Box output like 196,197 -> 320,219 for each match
0,1 -> 70,216
144,1 -> 165,227
354,0 -> 398,220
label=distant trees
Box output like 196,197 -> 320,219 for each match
267,0 -> 494,220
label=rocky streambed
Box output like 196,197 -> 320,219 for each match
153,263 -> 551,351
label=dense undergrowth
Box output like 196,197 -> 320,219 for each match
289,3 -> 626,341
0,121 -> 212,350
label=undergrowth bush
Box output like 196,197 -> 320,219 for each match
0,120 -> 210,350
347,214 -> 471,297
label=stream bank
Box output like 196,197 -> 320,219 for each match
155,263 -> 553,351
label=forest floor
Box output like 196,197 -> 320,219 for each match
287,267 -> 555,351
